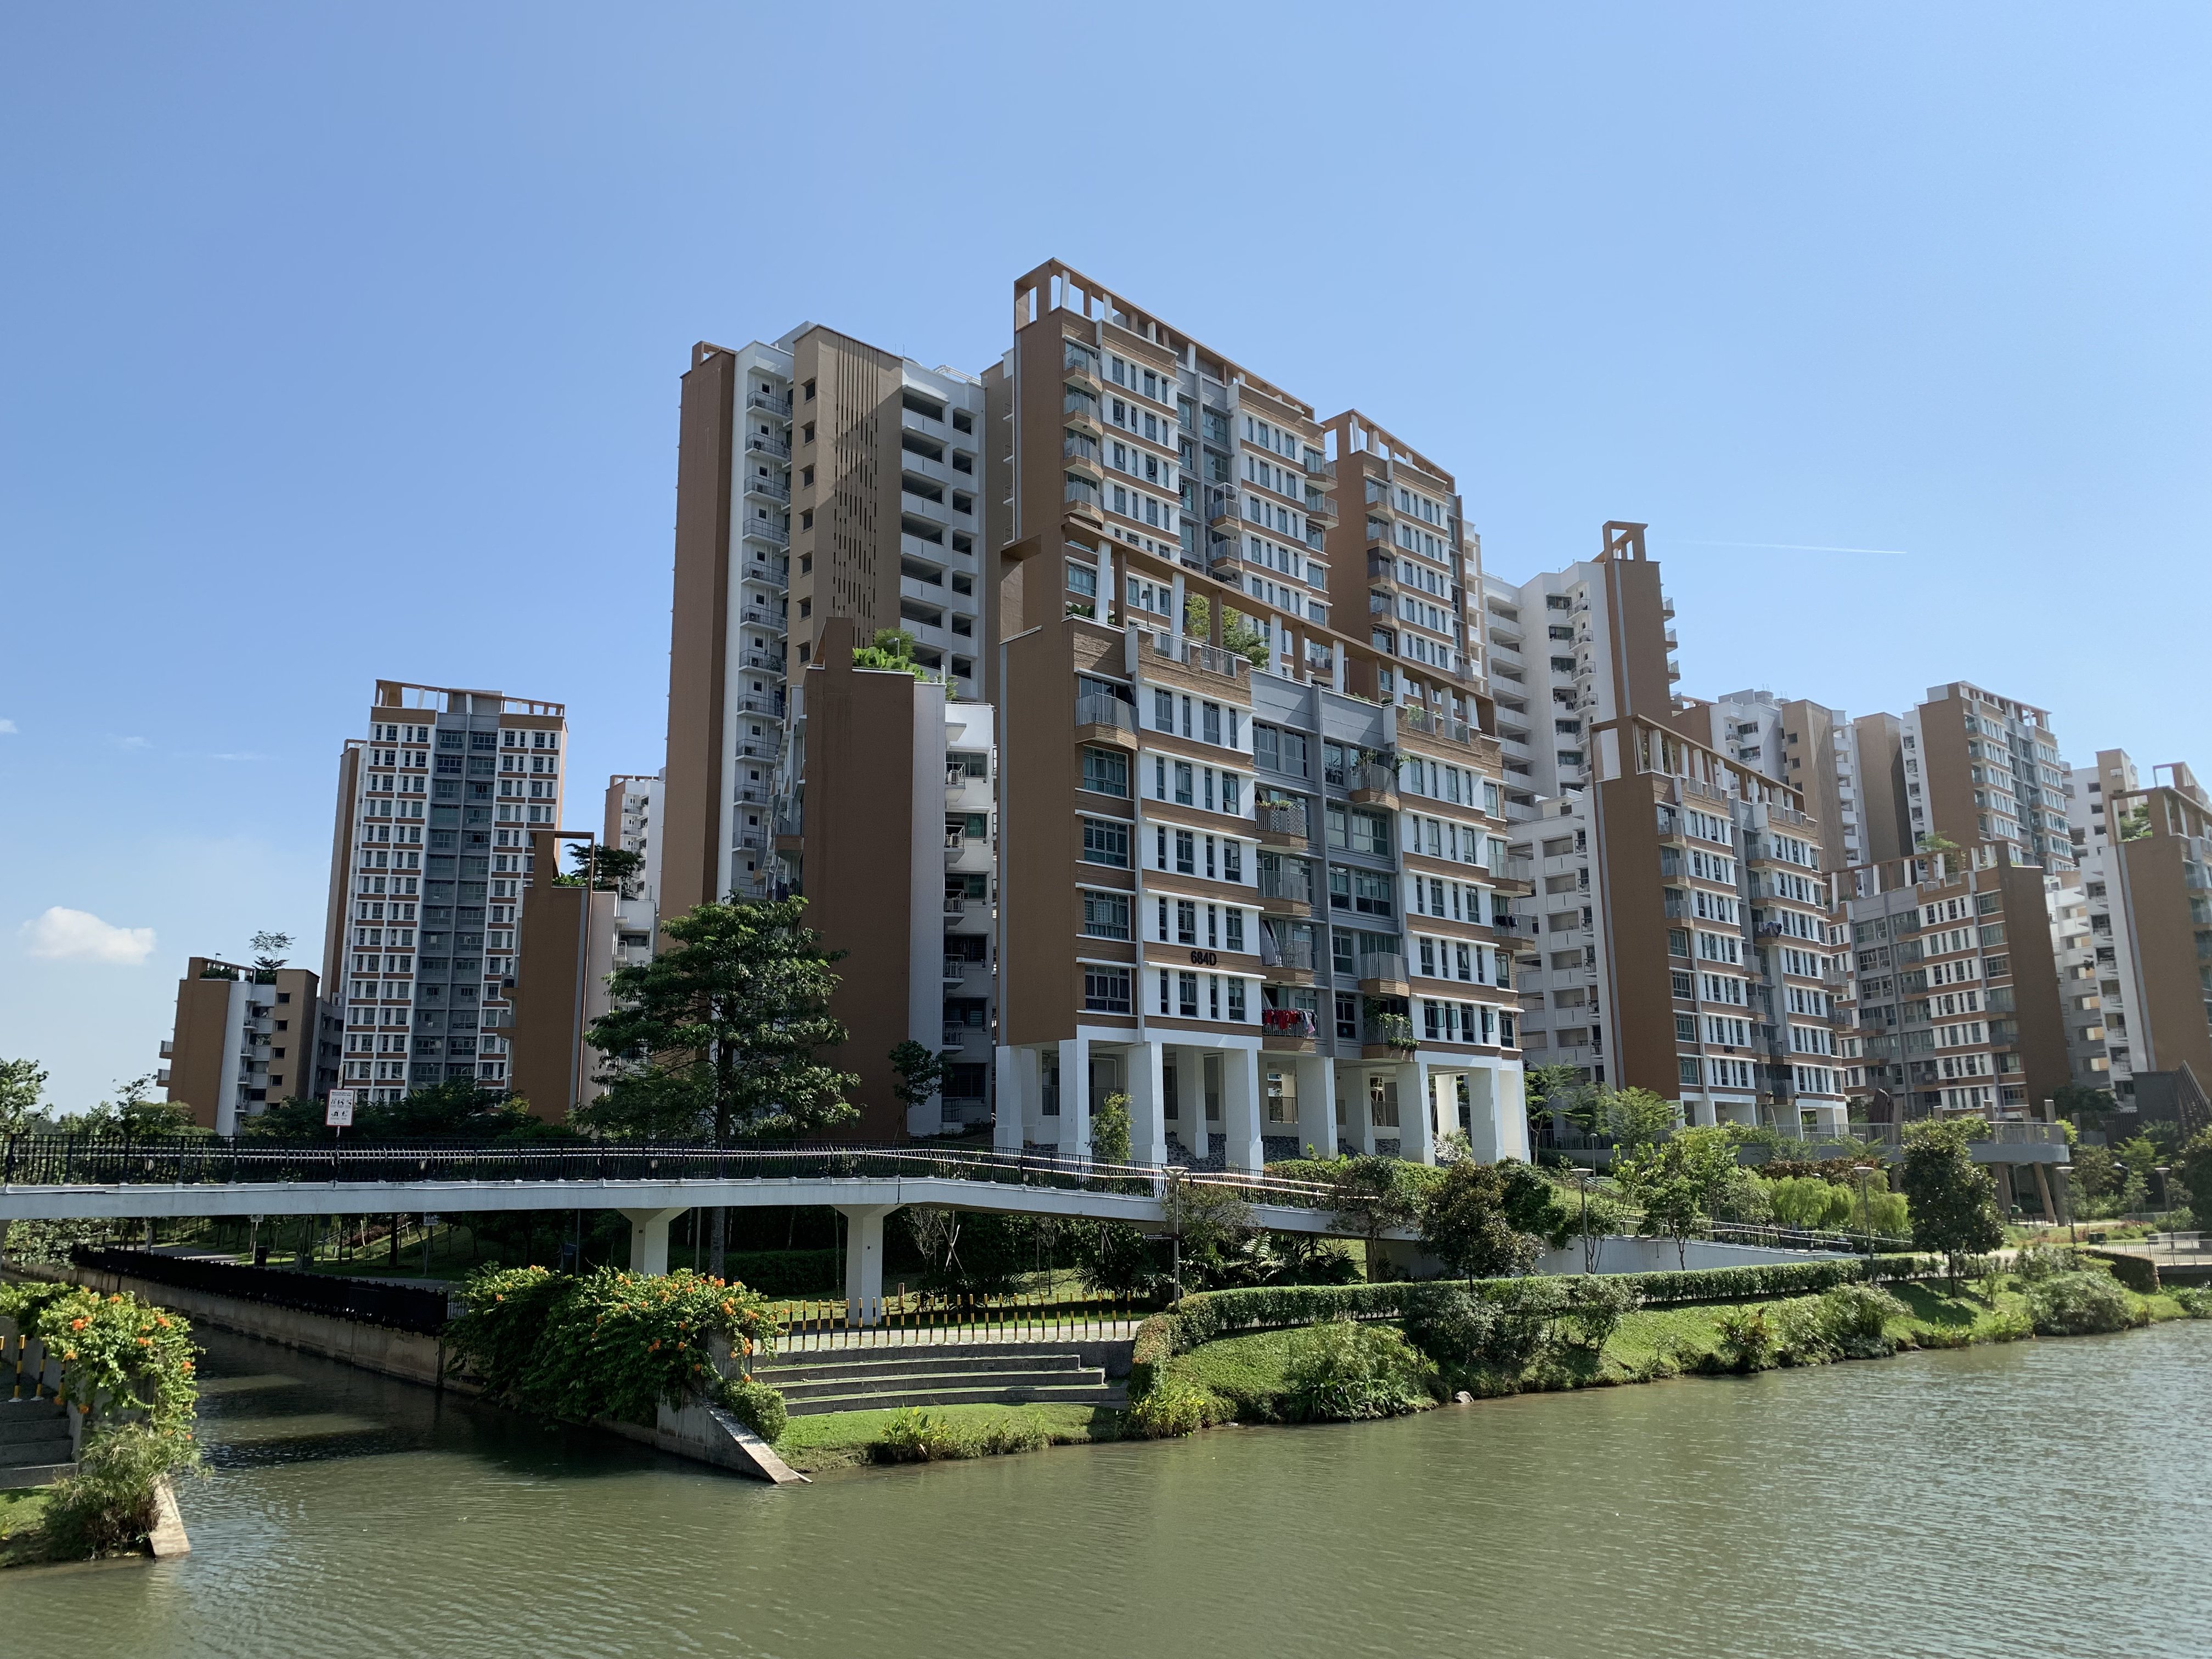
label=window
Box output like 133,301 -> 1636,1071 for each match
1679,1057 -> 1703,1086
1081,891 -> 1131,940
1675,1013 -> 1697,1042
1081,747 -> 1128,797
1067,562 -> 1097,597
1081,818 -> 1129,867
1178,972 -> 1200,1018
1084,967 -> 1132,1014
1668,929 -> 1690,958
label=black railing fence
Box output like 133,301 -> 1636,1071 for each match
1,1136 -> 1333,1207
67,1245 -> 453,1334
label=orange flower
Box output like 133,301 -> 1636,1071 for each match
69,1318 -> 89,1330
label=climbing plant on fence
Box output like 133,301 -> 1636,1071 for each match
0,1279 -> 199,1434
444,1266 -> 775,1427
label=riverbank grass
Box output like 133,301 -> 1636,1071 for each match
0,1488 -> 53,1567
773,1402 -> 1118,1475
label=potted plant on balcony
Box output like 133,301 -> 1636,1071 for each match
1368,1011 -> 1418,1054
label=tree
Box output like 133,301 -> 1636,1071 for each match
1899,1120 -> 2004,1286
1581,1086 -> 1678,1148
1613,1125 -> 1742,1267
889,1040 -> 946,1127
2176,1127 -> 2212,1227
1419,1159 -> 1539,1280
1325,1155 -> 1424,1282
1168,1176 -> 1255,1295
582,896 -> 858,1278
0,1058 -> 47,1135
1221,608 -> 1271,668
2050,1082 -> 2116,1127
561,842 -> 645,897
1182,592 -> 1211,640
1498,1160 -> 1575,1249
1523,1062 -> 1589,1142
70,1075 -> 198,1138
1090,1091 -> 1132,1164
853,628 -> 932,680
249,930 -> 294,973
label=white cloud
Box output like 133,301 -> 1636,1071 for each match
0,718 -> 16,734
20,907 -> 157,965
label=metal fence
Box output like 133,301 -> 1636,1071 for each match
763,1288 -> 1146,1356
67,1245 -> 453,1334
0,1136 -> 1334,1208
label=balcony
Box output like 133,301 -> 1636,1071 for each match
741,517 -> 791,549
1257,868 -> 1313,917
942,957 -> 971,986
741,605 -> 786,635
158,1039 -> 174,1059
746,431 -> 791,461
1261,1007 -> 1318,1053
1358,952 -> 1410,997
1075,693 -> 1138,749
1260,935 -> 1316,986
747,388 -> 792,417
901,449 -> 950,486
1256,802 -> 1308,847
1348,763 -> 1398,805
742,473 -> 790,504
1148,633 -> 1248,684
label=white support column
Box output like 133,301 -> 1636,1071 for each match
619,1207 -> 688,1276
1057,1034 -> 1093,1162
1462,1063 -> 1503,1161
1295,1054 -> 1336,1161
1170,571 -> 1187,641
836,1204 -> 901,1327
1347,1065 -> 1381,1156
995,1045 -> 1034,1153
1221,1043 -> 1265,1171
1126,1040 -> 1167,1166
1400,1059 -> 1437,1164
1496,1063 -> 1530,1161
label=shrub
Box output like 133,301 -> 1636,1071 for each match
715,1376 -> 787,1444
1124,1378 -> 1229,1438
871,1408 -> 974,1463
1403,1283 -> 1545,1379
975,1411 -> 1049,1455
1282,1317 -> 1432,1422
2011,1244 -> 2086,1283
445,1266 -> 775,1426
2025,1272 -> 2144,1338
1815,1283 -> 1907,1358
38,1423 -> 205,1560
1711,1305 -> 1780,1372
2080,1248 -> 2162,1294
1555,1276 -> 1640,1353
2168,1285 -> 2212,1318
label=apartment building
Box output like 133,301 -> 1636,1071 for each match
659,330 -> 987,916
1837,845 -> 2069,1119
319,681 -> 568,1105
1846,683 -> 2073,872
986,261 -> 1528,1170
1678,690 -> 1854,871
1489,529 -> 1850,1130
2056,751 -> 2212,1104
159,957 -> 340,1131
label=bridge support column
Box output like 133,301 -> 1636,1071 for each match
1294,1054 -> 1335,1160
1221,1044 -> 1263,1172
619,1207 -> 687,1276
837,1204 -> 901,1326
1126,1040 -> 1167,1167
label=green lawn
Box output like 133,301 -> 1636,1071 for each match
0,1487 -> 52,1568
773,1402 -> 1116,1475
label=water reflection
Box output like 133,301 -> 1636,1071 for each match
7,1322 -> 2209,1658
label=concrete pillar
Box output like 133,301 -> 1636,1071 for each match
1098,544 -> 1115,624
618,1207 -> 687,1276
1126,1040 -> 1167,1166
1400,1059 -> 1437,1164
1347,1064 -> 1381,1156
1294,1054 -> 1335,1161
2031,1159 -> 2058,1224
995,1045 -> 1037,1153
1170,572 -> 1187,642
1221,1043 -> 1265,1171
1057,1034 -> 1092,1162
836,1204 -> 901,1327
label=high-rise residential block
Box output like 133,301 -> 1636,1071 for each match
321,681 -> 567,1105
159,957 -> 339,1131
1491,529 -> 1847,1130
1844,682 -> 2073,872
987,262 -> 1528,1170
1680,690 -> 1854,872
660,330 -> 986,916
2055,751 -> 2212,1110
1836,844 -> 2069,1119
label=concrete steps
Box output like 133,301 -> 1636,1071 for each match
0,1398 -> 76,1489
754,1344 -> 1127,1417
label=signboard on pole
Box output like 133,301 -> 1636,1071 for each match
325,1090 -> 357,1128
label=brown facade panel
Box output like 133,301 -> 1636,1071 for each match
661,347 -> 738,921
512,831 -> 589,1122
2123,836 -> 2212,1085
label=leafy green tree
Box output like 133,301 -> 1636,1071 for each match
560,842 -> 646,896
1581,1086 -> 1678,1148
1613,1126 -> 1742,1266
1168,1177 -> 1256,1294
2176,1127 -> 2212,1228
1523,1062 -> 1589,1141
1498,1160 -> 1575,1248
1899,1120 -> 2004,1286
1089,1091 -> 1132,1164
249,930 -> 294,973
0,1058 -> 47,1135
889,1040 -> 947,1126
1324,1155 -> 1425,1282
70,1075 -> 199,1137
2050,1082 -> 2116,1127
1419,1159 -> 1539,1279
583,897 -> 857,1278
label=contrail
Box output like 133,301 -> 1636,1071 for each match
1673,539 -> 1911,557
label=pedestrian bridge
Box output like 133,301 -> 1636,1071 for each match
0,1138 -> 1369,1316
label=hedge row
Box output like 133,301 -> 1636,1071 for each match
1129,1256 -> 1940,1383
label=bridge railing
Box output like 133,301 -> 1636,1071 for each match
0,1136 -> 1335,1210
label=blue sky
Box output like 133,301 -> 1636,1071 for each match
4,4 -> 2207,1113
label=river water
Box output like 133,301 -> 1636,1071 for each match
8,1321 -> 2210,1658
